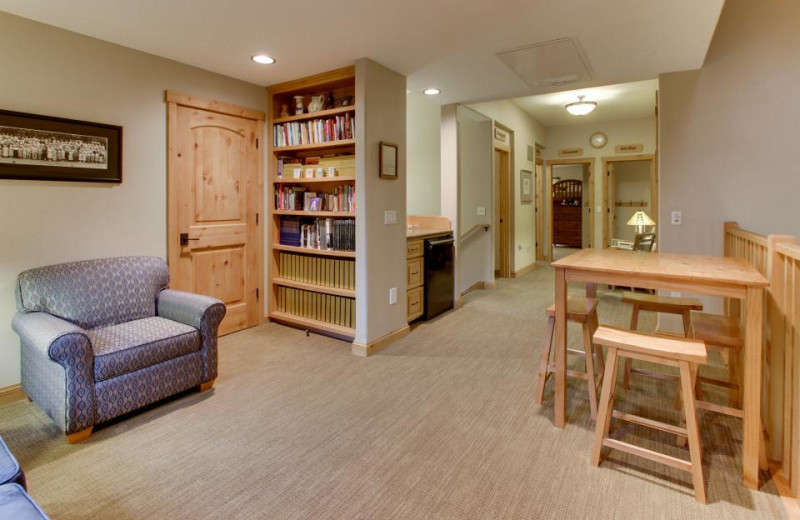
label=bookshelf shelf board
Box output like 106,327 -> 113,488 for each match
272,278 -> 355,298
273,244 -> 356,258
273,176 -> 355,185
273,106 -> 355,124
273,210 -> 355,217
273,139 -> 355,152
269,311 -> 355,339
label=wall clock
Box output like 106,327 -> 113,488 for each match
589,131 -> 608,149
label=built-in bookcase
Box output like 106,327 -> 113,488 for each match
267,66 -> 357,339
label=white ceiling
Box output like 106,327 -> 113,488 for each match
513,79 -> 659,127
0,0 -> 724,107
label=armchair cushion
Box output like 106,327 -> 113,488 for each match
0,437 -> 24,490
15,257 -> 169,330
89,317 -> 200,382
0,484 -> 50,520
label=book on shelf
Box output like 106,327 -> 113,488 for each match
274,184 -> 354,213
273,113 -> 354,147
279,216 -> 355,252
278,252 -> 355,289
276,286 -> 356,328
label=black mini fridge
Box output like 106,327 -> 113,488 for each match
423,234 -> 455,320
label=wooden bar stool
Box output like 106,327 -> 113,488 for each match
591,325 -> 708,504
621,292 -> 703,389
535,297 -> 604,420
690,312 -> 743,415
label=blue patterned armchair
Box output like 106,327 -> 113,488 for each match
11,256 -> 225,443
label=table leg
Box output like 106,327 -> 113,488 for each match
586,282 -> 597,299
555,267 -> 567,428
742,286 -> 764,489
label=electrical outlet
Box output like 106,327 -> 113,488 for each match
389,287 -> 397,305
384,210 -> 397,225
671,211 -> 682,225
477,206 -> 486,216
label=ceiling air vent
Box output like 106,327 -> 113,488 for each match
497,38 -> 594,92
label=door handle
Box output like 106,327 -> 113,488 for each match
180,233 -> 200,246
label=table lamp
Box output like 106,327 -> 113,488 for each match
627,210 -> 655,234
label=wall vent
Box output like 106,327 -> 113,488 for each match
497,38 -> 593,92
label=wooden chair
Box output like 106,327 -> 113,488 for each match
620,291 -> 703,389
535,297 -> 604,420
591,325 -> 708,504
633,232 -> 656,252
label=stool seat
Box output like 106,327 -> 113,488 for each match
545,298 -> 598,322
621,292 -> 703,312
591,325 -> 708,504
691,312 -> 743,349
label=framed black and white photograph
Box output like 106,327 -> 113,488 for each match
0,109 -> 122,183
379,141 -> 398,179
520,169 -> 532,204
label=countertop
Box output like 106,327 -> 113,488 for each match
406,215 -> 451,239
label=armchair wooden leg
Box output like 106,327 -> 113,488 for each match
198,379 -> 216,392
67,426 -> 93,444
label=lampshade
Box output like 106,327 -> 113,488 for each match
565,95 -> 597,116
626,211 -> 656,227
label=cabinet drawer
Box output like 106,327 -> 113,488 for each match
407,286 -> 423,321
407,257 -> 423,288
407,239 -> 423,259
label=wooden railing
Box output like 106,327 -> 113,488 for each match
771,241 -> 800,499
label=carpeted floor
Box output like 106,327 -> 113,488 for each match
0,264 -> 787,519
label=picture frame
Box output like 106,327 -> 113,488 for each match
379,141 -> 398,179
520,169 -> 532,204
0,109 -> 122,183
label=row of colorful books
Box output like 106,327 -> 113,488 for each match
278,252 -> 355,290
275,185 -> 354,212
273,114 -> 354,147
279,217 -> 355,252
276,286 -> 355,328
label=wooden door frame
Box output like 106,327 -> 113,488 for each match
545,158 -> 594,257
493,123 -> 513,278
601,154 -> 657,248
534,157 -> 545,261
166,91 -> 266,326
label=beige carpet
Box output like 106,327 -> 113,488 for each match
0,264 -> 787,519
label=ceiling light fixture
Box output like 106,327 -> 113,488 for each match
423,88 -> 441,95
251,54 -> 276,65
565,95 -> 597,116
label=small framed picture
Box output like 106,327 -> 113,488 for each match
520,169 -> 532,204
379,141 -> 398,179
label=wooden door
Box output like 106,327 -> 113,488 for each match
494,148 -> 510,278
535,160 -> 544,260
605,162 -> 616,247
166,92 -> 265,336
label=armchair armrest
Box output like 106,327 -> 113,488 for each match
157,290 -> 226,383
11,312 -> 94,434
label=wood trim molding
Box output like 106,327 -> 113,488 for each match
0,384 -> 25,406
351,325 -> 410,357
461,280 -> 497,296
511,262 -> 537,279
267,66 -> 356,95
165,91 -> 266,121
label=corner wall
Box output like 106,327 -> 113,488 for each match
659,0 -> 800,254
0,12 -> 267,388
406,92 -> 441,215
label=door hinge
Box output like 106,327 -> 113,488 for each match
256,288 -> 260,300
256,138 -> 259,149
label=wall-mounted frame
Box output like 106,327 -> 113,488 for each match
379,141 -> 398,179
520,169 -> 532,204
0,109 -> 122,183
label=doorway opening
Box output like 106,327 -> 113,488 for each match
602,155 -> 657,248
535,157 -> 545,261
546,159 -> 594,261
493,124 -> 513,278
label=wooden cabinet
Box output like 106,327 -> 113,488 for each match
407,238 -> 424,322
552,179 -> 583,248
267,67 -> 358,340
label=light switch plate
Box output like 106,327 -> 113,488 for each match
384,210 -> 397,225
477,206 -> 486,216
671,211 -> 682,225
389,287 -> 397,305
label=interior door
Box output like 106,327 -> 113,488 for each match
494,148 -> 510,277
535,161 -> 544,260
606,162 -> 616,247
167,93 -> 264,336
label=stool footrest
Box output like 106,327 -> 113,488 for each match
603,438 -> 692,473
612,410 -> 688,437
696,400 -> 744,418
630,367 -> 679,383
546,365 -> 588,381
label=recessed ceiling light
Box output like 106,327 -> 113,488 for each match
423,88 -> 441,96
251,54 -> 276,65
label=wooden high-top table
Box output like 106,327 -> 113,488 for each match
551,248 -> 768,489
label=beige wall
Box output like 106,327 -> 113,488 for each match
544,118 -> 656,247
406,92 -> 441,215
467,100 -> 545,273
0,13 -> 267,388
659,0 -> 800,256
354,59 -> 407,345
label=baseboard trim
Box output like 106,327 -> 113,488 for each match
461,280 -> 497,296
351,324 -> 410,358
0,384 -> 25,406
511,262 -> 536,279
454,297 -> 464,309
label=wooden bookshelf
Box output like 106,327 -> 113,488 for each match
268,66 -> 357,341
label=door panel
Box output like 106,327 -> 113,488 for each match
168,97 -> 264,336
